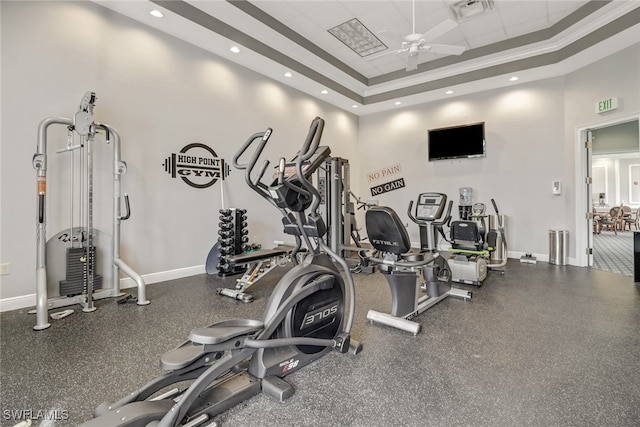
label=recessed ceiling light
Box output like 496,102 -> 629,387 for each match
229,46 -> 240,54
352,105 -> 358,109
149,10 -> 164,18
509,76 -> 519,82
284,72 -> 293,78
394,101 -> 401,105
321,90 -> 329,95
446,90 -> 454,95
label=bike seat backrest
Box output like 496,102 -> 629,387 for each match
365,206 -> 411,255
450,220 -> 483,250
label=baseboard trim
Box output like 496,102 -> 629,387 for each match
0,265 -> 205,313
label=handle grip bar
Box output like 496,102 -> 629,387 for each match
298,117 -> 324,162
435,201 -> 453,227
232,128 -> 272,172
232,128 -> 273,197
366,252 -> 439,268
407,200 -> 419,224
254,159 -> 270,188
491,198 -> 499,216
292,117 -> 324,213
279,157 -> 311,200
120,194 -> 131,220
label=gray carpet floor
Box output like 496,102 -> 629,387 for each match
593,229 -> 634,277
1,260 -> 639,427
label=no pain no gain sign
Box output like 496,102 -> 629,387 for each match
370,178 -> 405,196
163,143 -> 230,189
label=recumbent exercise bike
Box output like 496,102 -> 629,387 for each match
80,117 -> 362,427
363,192 -> 472,335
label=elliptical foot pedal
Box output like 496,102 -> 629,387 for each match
262,376 -> 294,402
217,288 -> 254,303
348,338 -> 363,356
189,319 -> 264,345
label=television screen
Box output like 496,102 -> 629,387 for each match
428,122 -> 485,161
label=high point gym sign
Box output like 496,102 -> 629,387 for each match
163,143 -> 230,189
368,163 -> 405,196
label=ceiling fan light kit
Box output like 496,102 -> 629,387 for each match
370,0 -> 468,72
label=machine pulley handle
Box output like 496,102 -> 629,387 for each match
120,194 -> 131,220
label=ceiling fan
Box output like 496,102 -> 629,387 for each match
374,0 -> 466,71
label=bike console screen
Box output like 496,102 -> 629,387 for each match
415,192 -> 447,221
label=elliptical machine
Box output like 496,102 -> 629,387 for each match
363,193 -> 471,335
80,117 -> 362,427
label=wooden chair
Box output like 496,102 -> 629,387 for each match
622,205 -> 632,221
592,208 -> 602,234
623,207 -> 640,231
600,206 -> 622,235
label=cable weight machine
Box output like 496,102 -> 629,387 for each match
317,157 -> 377,273
31,92 -> 148,331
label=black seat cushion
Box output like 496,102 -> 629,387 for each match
450,220 -> 483,250
365,206 -> 411,255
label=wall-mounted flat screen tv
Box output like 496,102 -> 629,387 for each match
428,122 -> 485,161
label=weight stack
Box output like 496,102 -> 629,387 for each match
217,208 -> 249,277
60,246 -> 103,297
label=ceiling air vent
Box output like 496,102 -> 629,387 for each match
450,0 -> 494,22
328,18 -> 387,57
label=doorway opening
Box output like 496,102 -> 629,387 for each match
577,117 -> 639,277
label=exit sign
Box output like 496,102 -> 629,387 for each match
595,97 -> 619,114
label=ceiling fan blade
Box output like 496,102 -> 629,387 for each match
421,18 -> 458,42
425,43 -> 466,55
405,53 -> 419,71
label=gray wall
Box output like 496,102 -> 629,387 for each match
0,1 -> 359,303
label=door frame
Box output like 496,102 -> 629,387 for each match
574,113 -> 640,267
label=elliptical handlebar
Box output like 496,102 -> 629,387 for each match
232,128 -> 272,171
232,128 -> 281,210
298,117 -> 324,162
296,117 -> 324,214
278,157 -> 311,201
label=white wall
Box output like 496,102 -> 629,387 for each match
357,44 -> 640,262
358,78 -> 566,257
1,1 -> 638,308
0,1 -> 359,303
564,43 -> 640,265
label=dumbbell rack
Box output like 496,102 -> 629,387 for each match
217,208 -> 248,277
